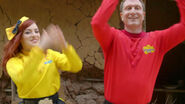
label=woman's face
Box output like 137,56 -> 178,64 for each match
21,23 -> 40,51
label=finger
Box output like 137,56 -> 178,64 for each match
46,24 -> 55,31
42,29 -> 48,36
56,25 -> 67,48
46,24 -> 55,35
45,25 -> 55,40
47,24 -> 58,38
41,29 -> 50,40
56,25 -> 65,41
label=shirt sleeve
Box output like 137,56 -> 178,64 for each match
6,47 -> 44,84
91,0 -> 119,52
50,44 -> 83,73
150,0 -> 185,54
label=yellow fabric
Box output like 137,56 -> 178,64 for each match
59,98 -> 65,101
5,16 -> 29,40
6,45 -> 82,98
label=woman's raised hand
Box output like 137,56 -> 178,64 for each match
39,24 -> 67,51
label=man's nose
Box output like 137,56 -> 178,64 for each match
130,8 -> 136,13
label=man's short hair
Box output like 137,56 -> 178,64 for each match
120,0 -> 145,12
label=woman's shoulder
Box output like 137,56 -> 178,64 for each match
7,56 -> 22,64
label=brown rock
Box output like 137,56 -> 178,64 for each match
65,79 -> 73,92
92,83 -> 104,95
95,61 -> 104,70
85,56 -> 95,65
84,89 -> 96,94
94,52 -> 104,69
75,93 -> 98,104
75,95 -> 88,104
88,92 -> 98,100
65,99 -> 77,104
88,51 -> 95,57
77,38 -> 99,61
77,18 -> 93,41
80,82 -> 92,91
96,96 -> 105,104
72,82 -> 81,95
86,99 -> 97,104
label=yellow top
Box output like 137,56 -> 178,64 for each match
6,45 -> 82,98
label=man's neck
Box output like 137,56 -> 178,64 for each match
124,26 -> 143,34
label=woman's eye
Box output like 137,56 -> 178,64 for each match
25,31 -> 31,34
35,30 -> 39,33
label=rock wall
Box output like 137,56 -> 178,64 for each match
0,0 -> 121,103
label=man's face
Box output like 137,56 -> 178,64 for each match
120,0 -> 145,28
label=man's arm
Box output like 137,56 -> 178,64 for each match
150,0 -> 185,54
91,0 -> 119,52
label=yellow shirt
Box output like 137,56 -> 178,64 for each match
6,45 -> 82,98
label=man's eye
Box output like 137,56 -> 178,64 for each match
135,6 -> 141,10
127,7 -> 132,10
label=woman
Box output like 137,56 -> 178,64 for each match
2,16 -> 83,104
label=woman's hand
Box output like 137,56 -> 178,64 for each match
39,24 -> 67,51
39,29 -> 51,51
56,25 -> 67,50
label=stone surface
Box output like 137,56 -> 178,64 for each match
94,52 -> 104,69
75,95 -> 91,104
72,82 -> 81,95
96,96 -> 105,104
65,99 -> 77,104
80,82 -> 92,91
85,56 -> 95,65
95,61 -> 104,70
92,83 -> 104,95
86,99 -> 97,104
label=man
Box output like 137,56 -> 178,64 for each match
91,0 -> 185,103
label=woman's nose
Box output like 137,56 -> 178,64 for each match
32,32 -> 38,37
